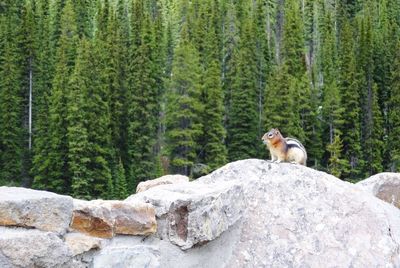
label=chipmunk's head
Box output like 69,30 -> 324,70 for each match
261,128 -> 282,145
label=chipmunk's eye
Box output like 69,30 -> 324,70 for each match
268,133 -> 273,138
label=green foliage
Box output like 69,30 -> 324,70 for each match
2,0 -> 400,197
0,1 -> 24,184
388,39 -> 400,171
94,1 -> 128,198
327,135 -> 348,178
68,38 -> 112,199
33,0 -> 78,193
197,0 -> 227,170
127,8 -> 160,191
227,17 -> 259,161
264,63 -> 300,139
362,83 -> 384,176
31,0 -> 54,189
254,0 -> 271,144
165,24 -> 203,175
358,13 -> 384,177
113,158 -> 128,199
67,47 -> 92,199
201,58 -> 227,169
320,9 -> 346,171
337,18 -> 363,179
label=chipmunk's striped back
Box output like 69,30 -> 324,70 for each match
286,138 -> 307,157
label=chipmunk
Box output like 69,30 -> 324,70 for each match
261,128 -> 307,165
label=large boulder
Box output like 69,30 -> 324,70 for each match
0,226 -> 72,268
70,199 -> 157,238
207,160 -> 400,268
125,159 -> 400,267
136,174 -> 189,193
126,177 -> 244,250
0,187 -> 73,234
357,172 -> 400,208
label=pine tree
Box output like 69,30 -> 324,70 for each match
281,0 -> 306,78
363,83 -> 384,175
388,39 -> 400,171
68,38 -> 113,199
255,0 -> 271,148
74,0 -> 94,38
85,15 -> 114,200
165,23 -> 203,175
264,63 -> 297,134
48,0 -> 65,73
227,16 -> 259,161
127,8 -> 160,190
220,0 -> 239,128
66,41 -> 91,199
151,3 -> 166,162
31,0 -> 53,188
373,0 -> 398,169
20,0 -> 36,187
327,134 -> 347,178
105,7 -> 130,197
196,0 -> 227,170
303,0 -> 315,73
33,0 -> 78,193
200,57 -> 228,169
113,158 -> 128,199
265,0 -> 307,143
320,9 -> 346,174
281,0 -> 311,142
358,14 -> 384,176
0,0 -> 24,185
338,18 -> 363,179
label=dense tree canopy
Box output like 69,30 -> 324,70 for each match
0,0 -> 399,198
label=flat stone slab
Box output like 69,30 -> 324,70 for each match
70,200 -> 157,238
65,232 -> 105,256
127,179 -> 245,250
0,187 -> 73,234
136,174 -> 189,193
0,226 -> 72,267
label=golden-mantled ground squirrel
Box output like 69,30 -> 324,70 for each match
261,128 -> 307,165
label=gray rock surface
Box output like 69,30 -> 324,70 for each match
357,172 -> 400,208
92,242 -> 160,268
126,178 -> 244,250
95,222 -> 243,268
0,226 -> 72,268
64,232 -> 105,256
70,199 -> 156,238
2,160 -> 400,268
136,174 -> 189,193
0,187 -> 73,234
127,159 -> 400,267
213,160 -> 400,268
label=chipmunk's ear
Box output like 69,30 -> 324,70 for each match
275,128 -> 280,134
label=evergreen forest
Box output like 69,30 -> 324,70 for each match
0,0 -> 399,199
